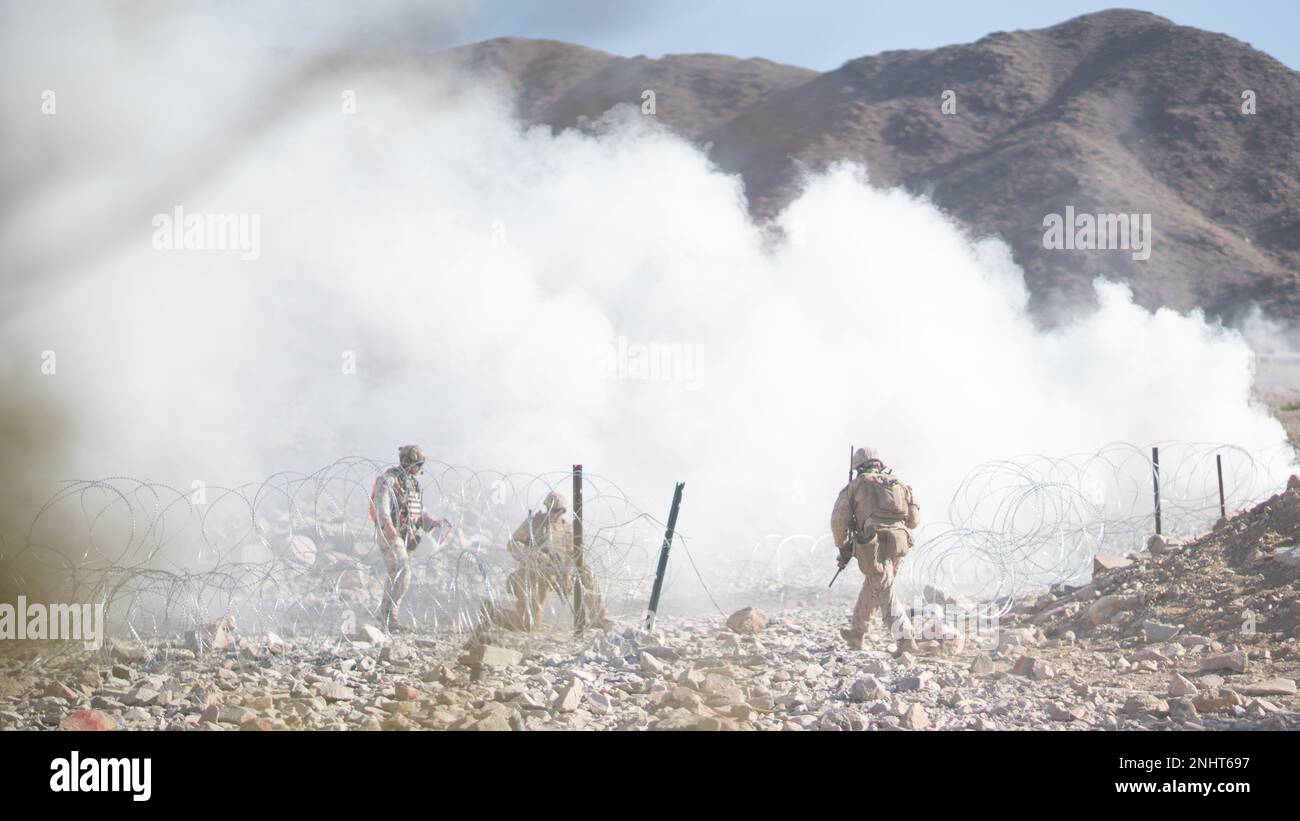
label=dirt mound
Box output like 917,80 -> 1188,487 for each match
1030,478 -> 1300,643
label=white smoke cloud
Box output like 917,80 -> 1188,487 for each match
2,2 -> 1294,593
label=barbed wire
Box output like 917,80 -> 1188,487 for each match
2,457 -> 690,661
736,441 -> 1296,615
2,441 -> 1294,665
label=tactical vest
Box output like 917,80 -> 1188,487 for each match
374,467 -> 423,536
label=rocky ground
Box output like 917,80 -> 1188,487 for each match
0,603 -> 1296,732
5,478 -> 1300,732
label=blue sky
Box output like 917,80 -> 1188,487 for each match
447,1 -> 1298,70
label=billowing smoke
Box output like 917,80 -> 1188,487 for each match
2,2 -> 1293,605
0,0 -> 482,600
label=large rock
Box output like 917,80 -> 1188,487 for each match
1122,694 -> 1169,716
191,687 -> 222,710
187,615 -> 237,654
380,642 -> 414,664
897,672 -> 933,692
350,624 -> 386,644
1146,534 -> 1182,556
1011,656 -> 1054,680
998,627 -> 1039,651
394,683 -> 424,701
1199,650 -> 1248,674
44,681 -> 80,701
818,707 -> 868,731
1274,546 -> 1300,568
315,681 -> 356,703
1142,620 -> 1181,642
640,652 -> 668,677
1168,673 -> 1199,697
1084,594 -> 1144,625
124,681 -> 163,707
587,691 -> 613,715
899,703 -> 930,730
202,704 -> 257,724
920,623 -> 966,657
472,714 -> 513,731
59,710 -> 118,731
1168,697 -> 1199,722
860,658 -> 890,676
553,677 -> 584,712
668,686 -> 707,710
462,644 -> 522,667
1193,687 -> 1243,714
1047,702 -> 1089,723
640,645 -> 679,660
676,668 -> 707,689
1093,554 -> 1133,575
110,642 -> 152,664
726,607 -> 767,635
1231,678 -> 1296,697
849,677 -> 888,703
653,708 -> 714,731
969,654 -> 995,676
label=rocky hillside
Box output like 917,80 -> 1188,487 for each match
436,9 -> 1300,320
1033,476 -> 1300,643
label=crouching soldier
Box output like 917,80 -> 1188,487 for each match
831,447 -> 920,655
497,490 -> 612,632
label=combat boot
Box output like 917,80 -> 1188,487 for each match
891,638 -> 918,656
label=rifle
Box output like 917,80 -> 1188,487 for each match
829,445 -> 858,587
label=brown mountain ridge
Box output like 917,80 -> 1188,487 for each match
434,9 -> 1300,321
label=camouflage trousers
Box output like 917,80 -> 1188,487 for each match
377,530 -> 413,626
846,528 -> 914,646
496,562 -> 608,631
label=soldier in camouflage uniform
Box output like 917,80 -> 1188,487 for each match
497,490 -> 612,632
831,447 -> 920,654
372,444 -> 445,632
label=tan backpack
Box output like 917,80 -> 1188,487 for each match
862,473 -> 910,521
